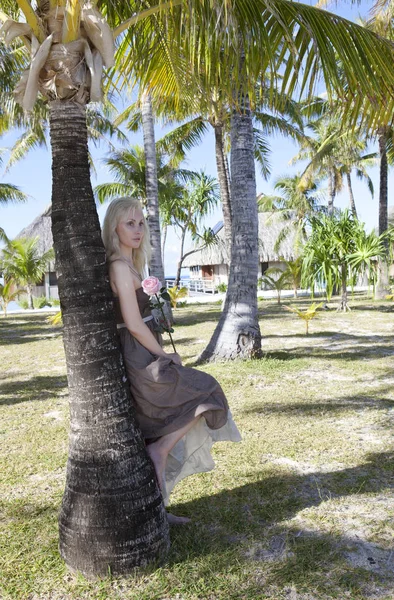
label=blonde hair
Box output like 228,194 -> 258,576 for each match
102,197 -> 151,275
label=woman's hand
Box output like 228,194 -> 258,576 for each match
167,352 -> 182,366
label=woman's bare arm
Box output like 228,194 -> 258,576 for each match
109,261 -> 168,357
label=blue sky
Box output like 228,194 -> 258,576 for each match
0,0 -> 391,276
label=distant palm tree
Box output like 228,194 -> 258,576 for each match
0,238 -> 54,309
258,174 -> 325,252
261,267 -> 292,304
94,145 -> 188,208
0,280 -> 22,317
169,171 -> 219,286
293,116 -> 375,216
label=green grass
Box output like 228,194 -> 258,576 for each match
1,298 -> 394,599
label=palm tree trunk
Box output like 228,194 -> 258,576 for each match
162,223 -> 168,260
214,124 -> 232,260
140,90 -> 164,282
346,172 -> 357,218
376,127 -> 390,299
327,169 -> 335,214
175,226 -> 187,287
338,263 -> 348,311
27,284 -> 33,309
199,102 -> 261,361
49,100 -> 169,577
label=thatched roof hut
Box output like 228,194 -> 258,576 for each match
183,211 -> 298,268
16,204 -> 53,256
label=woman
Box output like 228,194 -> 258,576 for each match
102,197 -> 241,523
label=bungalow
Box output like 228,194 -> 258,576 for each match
183,211 -> 298,289
16,205 -> 59,300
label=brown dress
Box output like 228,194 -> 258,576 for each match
113,262 -> 241,504
115,286 -> 229,439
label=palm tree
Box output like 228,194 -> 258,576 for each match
0,237 -> 54,308
258,174 -> 325,253
199,100 -> 262,360
4,0 -> 394,576
361,12 -> 394,297
169,171 -> 219,286
261,267 -> 292,304
293,116 -> 375,216
0,153 -> 27,205
94,145 -> 187,207
156,86 -> 305,259
0,279 -> 22,316
283,258 -> 303,298
140,90 -> 165,284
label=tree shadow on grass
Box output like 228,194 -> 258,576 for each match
168,450 -> 394,597
173,309 -> 222,327
3,452 -> 394,598
0,374 -> 68,406
350,303 -> 394,313
263,332 -> 394,341
242,394 -> 394,418
0,314 -> 61,346
263,342 -> 394,362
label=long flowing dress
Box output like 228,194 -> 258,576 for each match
114,263 -> 241,505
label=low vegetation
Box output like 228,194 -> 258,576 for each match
1,296 -> 394,599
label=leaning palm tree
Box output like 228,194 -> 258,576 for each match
3,0 -> 394,576
0,237 -> 54,308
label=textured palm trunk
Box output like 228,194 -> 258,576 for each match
141,91 -> 165,284
327,169 -> 335,214
175,226 -> 187,287
338,263 -> 349,311
50,101 -> 169,577
162,223 -> 168,261
199,103 -> 261,361
214,124 -> 232,260
27,284 -> 34,309
376,127 -> 390,299
346,172 -> 357,218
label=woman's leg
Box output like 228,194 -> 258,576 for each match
146,415 -> 201,493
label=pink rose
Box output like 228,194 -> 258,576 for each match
142,276 -> 161,296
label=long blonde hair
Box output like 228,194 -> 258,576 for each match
102,197 -> 151,275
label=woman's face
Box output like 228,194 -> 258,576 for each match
116,207 -> 145,251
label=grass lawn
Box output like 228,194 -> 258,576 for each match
1,296 -> 394,600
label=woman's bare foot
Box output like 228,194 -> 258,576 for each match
166,512 -> 191,525
146,442 -> 167,491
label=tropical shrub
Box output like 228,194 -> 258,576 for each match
216,282 -> 228,293
261,268 -> 292,304
167,285 -> 188,308
33,295 -> 51,309
302,210 -> 388,311
17,298 -> 29,310
285,302 -> 323,334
